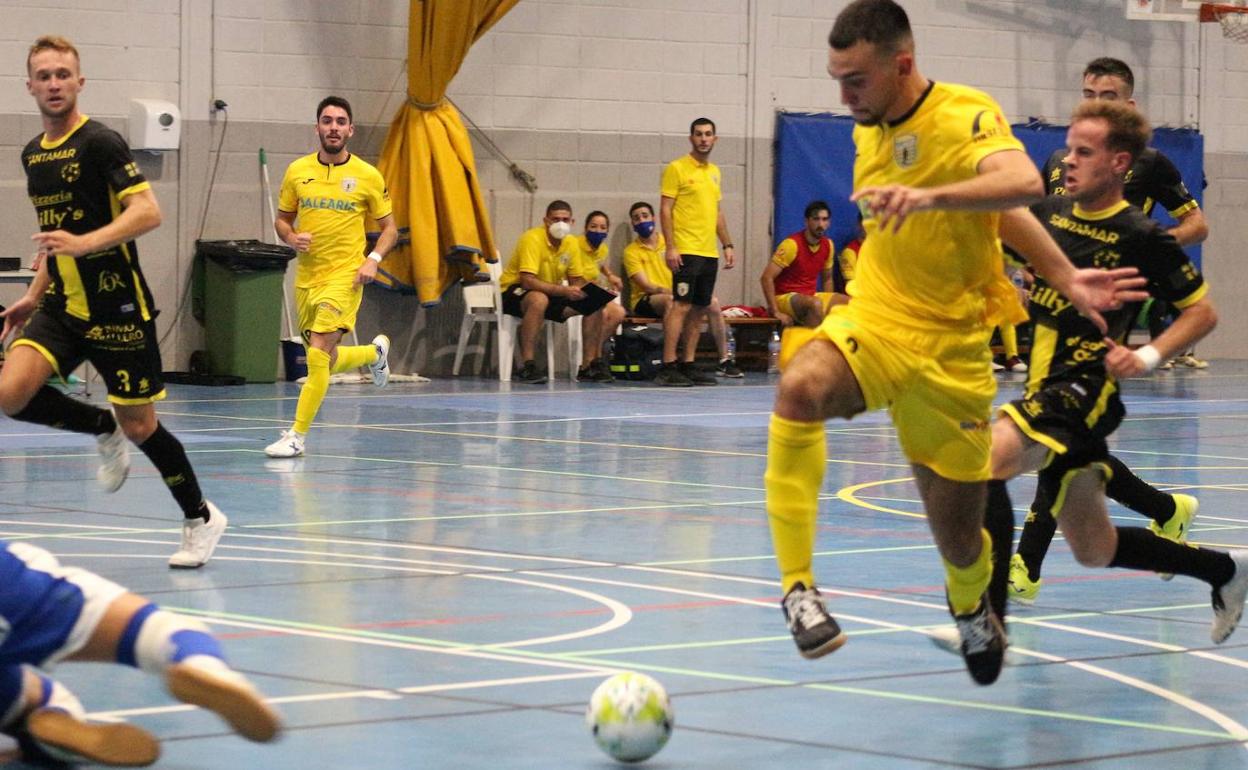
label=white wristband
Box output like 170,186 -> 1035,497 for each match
366,251 -> 383,263
1135,344 -> 1162,372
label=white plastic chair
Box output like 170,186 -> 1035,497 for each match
451,258 -> 580,381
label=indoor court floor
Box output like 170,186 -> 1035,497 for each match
2,362 -> 1247,769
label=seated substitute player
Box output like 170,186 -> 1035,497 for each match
569,210 -> 627,382
500,200 -> 615,385
981,100 -> 1248,640
0,35 -> 225,569
764,0 -> 1146,686
623,202 -> 742,378
0,540 -> 281,766
264,95 -> 398,459
761,200 -> 848,328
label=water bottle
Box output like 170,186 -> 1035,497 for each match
767,329 -> 781,374
726,325 -> 736,360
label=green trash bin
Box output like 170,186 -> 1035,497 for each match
194,240 -> 295,383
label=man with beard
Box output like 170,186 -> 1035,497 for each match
761,200 -> 847,328
264,95 -> 398,458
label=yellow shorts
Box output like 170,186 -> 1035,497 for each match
776,292 -> 835,319
812,302 -> 996,482
296,281 -> 363,341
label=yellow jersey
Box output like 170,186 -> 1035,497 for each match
570,234 -> 609,287
622,235 -> 672,311
278,152 -> 392,288
851,81 -> 1026,330
499,226 -> 581,291
660,155 -> 721,258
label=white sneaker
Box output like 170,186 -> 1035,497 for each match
264,429 -> 305,458
1212,550 -> 1248,643
96,419 -> 130,493
166,662 -> 282,743
169,502 -> 227,569
369,334 -> 391,387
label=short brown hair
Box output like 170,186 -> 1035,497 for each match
27,35 -> 79,74
1071,100 -> 1151,164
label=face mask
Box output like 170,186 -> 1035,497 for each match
585,231 -> 608,249
548,221 -> 571,240
633,221 -> 656,239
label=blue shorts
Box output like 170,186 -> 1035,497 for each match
0,542 -> 127,667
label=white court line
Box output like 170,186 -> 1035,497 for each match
87,671 -> 612,721
38,539 -> 1248,744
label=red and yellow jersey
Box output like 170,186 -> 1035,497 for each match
772,232 -> 835,296
851,81 -> 1026,330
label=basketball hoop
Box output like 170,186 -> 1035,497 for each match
1200,2 -> 1248,43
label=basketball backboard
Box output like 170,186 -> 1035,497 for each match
1124,0 -> 1199,21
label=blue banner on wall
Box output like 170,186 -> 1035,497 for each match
773,112 -> 1205,267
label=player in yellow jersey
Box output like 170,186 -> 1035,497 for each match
570,210 -> 627,382
656,118 -> 735,387
264,96 -> 398,458
764,0 -> 1146,685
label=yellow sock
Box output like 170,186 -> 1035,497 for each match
330,343 -> 377,374
293,347 -> 331,434
1000,323 -> 1018,358
944,529 -> 993,615
765,414 -> 826,594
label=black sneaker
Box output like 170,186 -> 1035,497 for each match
576,364 -> 595,382
716,357 -> 744,378
679,361 -> 718,386
951,593 -> 1007,685
591,358 -> 615,382
516,360 -> 547,384
781,583 -> 847,659
654,363 -> 693,387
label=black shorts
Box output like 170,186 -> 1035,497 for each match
671,255 -> 718,307
633,296 -> 662,319
12,308 -> 166,404
501,285 -> 574,323
1001,373 -> 1124,467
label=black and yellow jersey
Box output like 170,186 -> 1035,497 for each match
22,115 -> 156,322
1043,146 -> 1199,220
1026,195 -> 1206,392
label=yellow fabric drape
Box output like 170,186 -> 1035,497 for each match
375,0 -> 519,305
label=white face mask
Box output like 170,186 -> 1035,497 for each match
548,221 -> 571,240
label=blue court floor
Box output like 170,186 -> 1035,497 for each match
2,362 -> 1248,768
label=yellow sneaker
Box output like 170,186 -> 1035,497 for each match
1149,493 -> 1198,581
1007,553 -> 1041,605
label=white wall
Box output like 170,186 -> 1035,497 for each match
2,0 -> 1247,369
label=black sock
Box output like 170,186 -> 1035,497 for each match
985,480 -> 1015,620
1104,455 -> 1175,525
12,386 -> 115,436
1109,527 -> 1234,587
137,423 -> 208,520
1015,481 -> 1058,581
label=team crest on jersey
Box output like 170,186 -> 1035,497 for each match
341,177 -> 357,193
893,134 -> 918,168
61,162 -> 80,183
1049,166 -> 1062,182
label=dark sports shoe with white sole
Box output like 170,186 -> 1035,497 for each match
951,593 -> 1007,685
781,582 -> 847,659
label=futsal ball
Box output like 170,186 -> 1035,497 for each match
585,672 -> 673,763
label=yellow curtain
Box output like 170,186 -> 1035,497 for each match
375,0 -> 520,305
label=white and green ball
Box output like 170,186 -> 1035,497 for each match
585,672 -> 673,763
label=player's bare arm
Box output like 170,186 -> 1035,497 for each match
998,206 -> 1148,334
716,211 -> 734,269
275,210 -> 312,252
660,196 -> 681,270
1169,207 -> 1209,247
355,213 -> 398,285
1104,296 -> 1216,378
31,188 -> 160,258
851,149 -> 1044,232
519,272 -> 585,301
